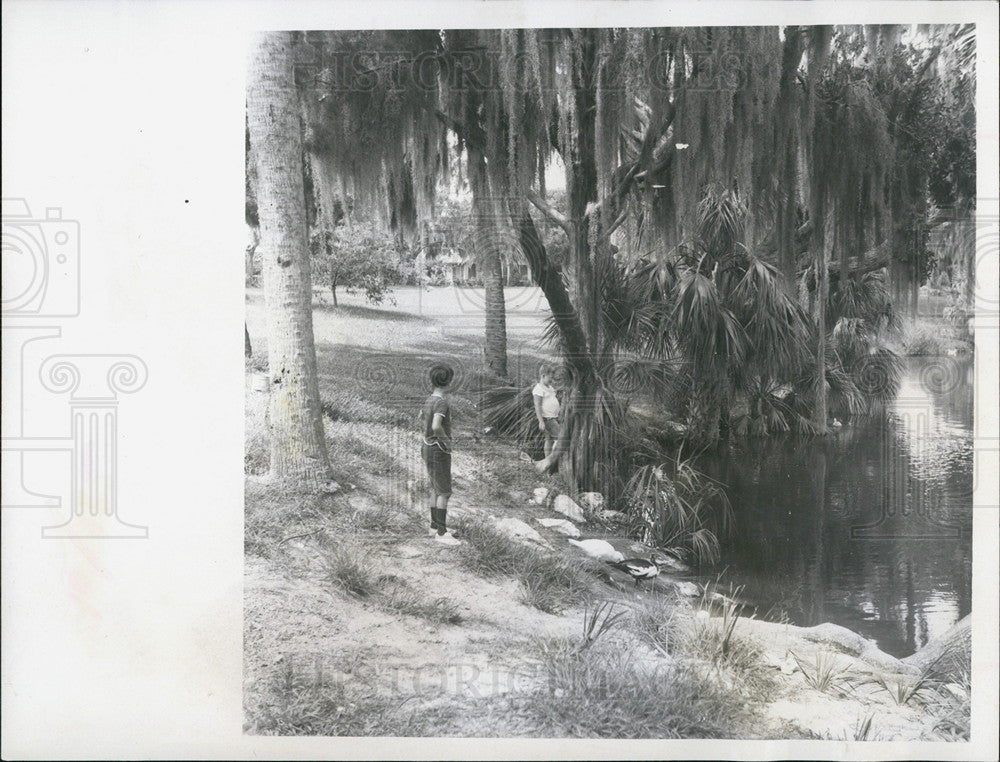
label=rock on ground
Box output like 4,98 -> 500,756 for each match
535,517 -> 581,538
598,509 -> 627,523
491,516 -> 552,549
552,494 -> 585,522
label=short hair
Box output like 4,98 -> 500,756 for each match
538,362 -> 555,378
429,363 -> 454,389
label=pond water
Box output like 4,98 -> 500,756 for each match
695,356 -> 973,658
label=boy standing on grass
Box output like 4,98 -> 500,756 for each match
532,363 -> 563,472
421,363 -> 460,546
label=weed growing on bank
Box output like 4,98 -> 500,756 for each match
456,518 -> 599,614
515,636 -> 750,738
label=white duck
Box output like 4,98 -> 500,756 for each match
567,538 -> 624,563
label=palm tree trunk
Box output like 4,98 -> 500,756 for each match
482,254 -> 508,378
247,31 -> 333,486
470,149 -> 507,379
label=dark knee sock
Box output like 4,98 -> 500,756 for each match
435,508 -> 447,536
430,506 -> 440,530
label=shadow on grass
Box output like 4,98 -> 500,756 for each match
315,344 -> 506,411
313,301 -> 431,323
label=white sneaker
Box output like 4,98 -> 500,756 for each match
435,532 -> 461,546
429,527 -> 439,537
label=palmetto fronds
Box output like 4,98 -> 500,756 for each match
829,271 -> 899,332
623,459 -> 730,564
672,269 -> 747,376
730,255 -> 812,382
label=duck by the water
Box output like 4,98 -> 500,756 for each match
608,557 -> 659,586
567,538 -> 625,563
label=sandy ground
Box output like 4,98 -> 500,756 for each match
244,285 -> 968,740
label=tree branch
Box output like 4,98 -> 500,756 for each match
589,100 -> 679,223
432,107 -> 486,155
799,240 -> 890,278
526,188 -> 572,236
507,199 -> 593,373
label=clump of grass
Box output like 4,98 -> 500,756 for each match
630,594 -> 679,658
790,651 -> 855,696
247,669 -> 400,736
457,519 -> 596,614
456,519 -> 524,577
321,544 -> 378,599
318,547 -> 464,625
684,618 -> 772,698
897,321 -> 955,356
871,669 -> 936,707
632,589 -> 775,701
925,671 -> 970,741
852,711 -> 878,741
580,601 -> 627,651
245,386 -> 270,476
378,577 -> 463,625
700,585 -> 744,660
245,480 -> 334,558
349,499 -> 421,537
677,584 -> 755,665
517,553 -> 594,614
517,638 -> 747,738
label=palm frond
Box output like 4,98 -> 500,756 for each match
672,269 -> 747,375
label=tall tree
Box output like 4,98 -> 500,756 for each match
469,147 -> 509,378
262,25 -> 970,500
247,31 -> 334,486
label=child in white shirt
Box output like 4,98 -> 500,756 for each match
532,363 -> 561,469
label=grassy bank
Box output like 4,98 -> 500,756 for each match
244,286 -> 968,740
890,289 -> 975,357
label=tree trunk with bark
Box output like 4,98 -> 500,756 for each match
776,27 -> 806,293
470,149 -> 508,379
247,31 -> 334,487
806,31 -> 829,436
812,224 -> 829,435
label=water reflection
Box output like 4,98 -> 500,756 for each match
696,356 -> 973,658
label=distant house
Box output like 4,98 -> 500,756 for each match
437,248 -> 531,286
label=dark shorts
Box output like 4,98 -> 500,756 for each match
543,418 -> 560,439
422,443 -> 452,496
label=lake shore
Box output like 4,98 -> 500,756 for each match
244,287 -> 970,739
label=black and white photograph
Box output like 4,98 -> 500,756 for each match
243,23 -> 982,742
2,1 -> 998,759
